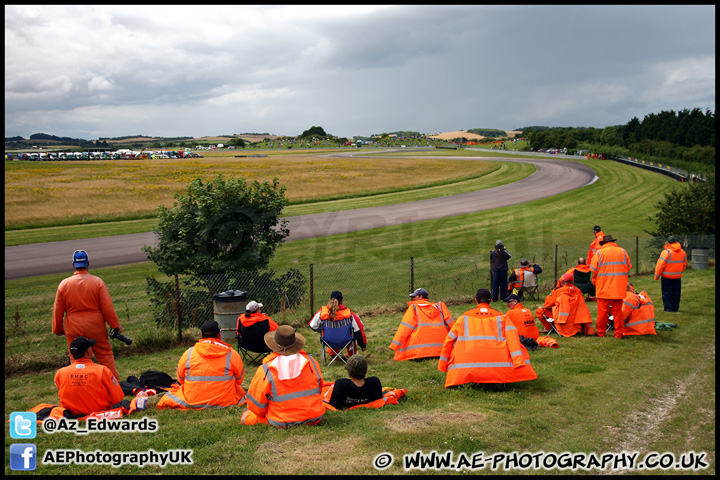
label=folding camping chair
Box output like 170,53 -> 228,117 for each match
319,319 -> 356,367
519,271 -> 540,301
236,319 -> 272,365
573,269 -> 596,301
606,315 -> 615,332
543,316 -> 560,336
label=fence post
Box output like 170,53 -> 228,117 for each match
636,236 -> 639,276
410,256 -> 414,293
554,245 -> 558,282
309,263 -> 314,319
174,274 -> 182,342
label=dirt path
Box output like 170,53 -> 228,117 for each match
602,343 -> 715,474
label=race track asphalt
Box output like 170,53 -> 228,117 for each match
4,155 -> 597,280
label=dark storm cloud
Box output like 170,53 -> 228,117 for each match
4,5 -> 714,139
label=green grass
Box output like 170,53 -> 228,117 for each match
4,154 -> 714,474
3,269 -> 715,475
3,157 -> 684,360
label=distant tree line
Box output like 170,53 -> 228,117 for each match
388,131 -> 422,137
523,108 -> 715,172
98,135 -> 194,141
466,128 -> 507,138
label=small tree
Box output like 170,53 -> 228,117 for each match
300,126 -> 327,138
142,174 -> 289,277
645,175 -> 715,248
230,137 -> 247,148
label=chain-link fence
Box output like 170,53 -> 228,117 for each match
5,235 -> 714,373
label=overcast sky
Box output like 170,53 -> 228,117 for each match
4,5 -> 715,140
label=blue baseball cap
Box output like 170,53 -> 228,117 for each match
409,288 -> 429,298
73,250 -> 89,268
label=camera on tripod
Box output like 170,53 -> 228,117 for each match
109,328 -> 133,346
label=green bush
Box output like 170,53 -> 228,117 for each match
144,268 -> 307,331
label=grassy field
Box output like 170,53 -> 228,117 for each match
3,269 -> 715,475
4,151 -> 715,475
5,156 -> 536,245
4,150 -> 516,231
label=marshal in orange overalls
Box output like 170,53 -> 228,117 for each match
53,271 -> 122,379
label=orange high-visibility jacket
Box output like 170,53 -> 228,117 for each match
245,351 -> 325,428
52,270 -> 121,378
565,264 -> 592,276
438,305 -> 537,387
590,242 -> 632,299
621,290 -> 656,336
505,303 -> 540,340
562,264 -> 593,284
654,242 -> 687,280
157,338 -> 246,410
547,285 -> 592,337
508,266 -> 533,291
29,398 -> 136,423
536,336 -> 559,348
237,312 -> 279,331
309,305 -> 367,348
54,358 -> 125,415
389,299 -> 454,360
587,230 -> 605,264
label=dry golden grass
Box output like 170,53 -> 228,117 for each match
428,130 -> 522,141
254,436 -> 365,475
4,154 -> 494,227
384,409 -> 487,433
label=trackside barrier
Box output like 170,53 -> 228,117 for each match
608,156 -> 707,183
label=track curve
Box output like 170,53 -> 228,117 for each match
4,156 -> 596,280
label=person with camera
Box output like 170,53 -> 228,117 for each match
52,250 -> 124,379
490,240 -> 512,302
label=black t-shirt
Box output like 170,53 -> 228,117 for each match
328,377 -> 383,410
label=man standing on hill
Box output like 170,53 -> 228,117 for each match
590,235 -> 632,339
587,226 -> 605,265
490,240 -> 512,302
654,235 -> 687,312
53,250 -> 123,379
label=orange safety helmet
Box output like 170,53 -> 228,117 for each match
560,272 -> 574,285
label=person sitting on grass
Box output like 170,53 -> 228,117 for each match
157,320 -> 246,410
55,336 -> 126,416
241,326 -> 325,427
326,355 -> 383,410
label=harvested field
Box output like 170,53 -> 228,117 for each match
428,130 -> 522,141
4,154 -> 497,228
